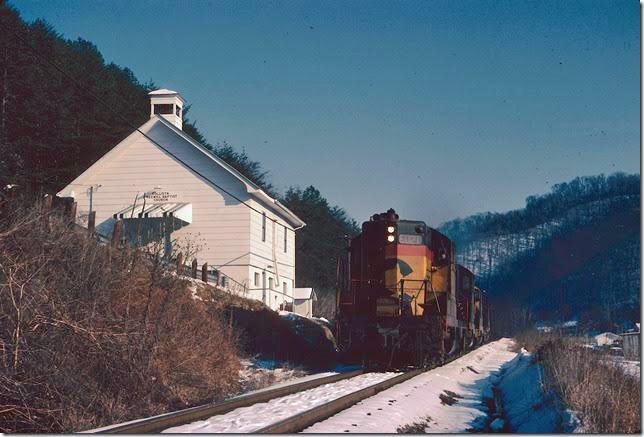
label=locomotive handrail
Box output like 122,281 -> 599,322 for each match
397,278 -> 442,316
429,279 -> 442,315
398,279 -> 430,317
346,278 -> 444,315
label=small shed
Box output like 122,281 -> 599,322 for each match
293,288 -> 317,318
621,330 -> 640,360
594,332 -> 621,346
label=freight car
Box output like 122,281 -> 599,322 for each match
335,208 -> 490,368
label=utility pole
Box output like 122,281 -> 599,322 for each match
87,184 -> 102,216
89,185 -> 93,215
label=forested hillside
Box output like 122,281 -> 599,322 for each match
0,1 -> 358,304
282,186 -> 360,315
0,2 -> 268,194
2,2 -> 639,330
439,173 -> 640,335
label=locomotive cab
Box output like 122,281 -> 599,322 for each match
336,208 -> 459,367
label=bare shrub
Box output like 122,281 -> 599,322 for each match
538,339 -> 640,433
397,416 -> 433,433
0,199 -> 241,432
516,331 -> 640,433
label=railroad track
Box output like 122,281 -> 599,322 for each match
90,370 -> 363,433
90,369 -> 422,434
91,350 -> 479,433
256,350 -> 483,433
256,369 -> 424,433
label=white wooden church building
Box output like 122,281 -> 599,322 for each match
57,89 -> 306,311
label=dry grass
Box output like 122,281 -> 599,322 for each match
396,415 -> 433,433
516,330 -> 640,433
0,199 -> 242,432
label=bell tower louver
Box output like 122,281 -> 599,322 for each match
149,89 -> 185,130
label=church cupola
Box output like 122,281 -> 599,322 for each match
149,89 -> 185,130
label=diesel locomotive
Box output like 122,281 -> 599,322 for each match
335,208 -> 490,368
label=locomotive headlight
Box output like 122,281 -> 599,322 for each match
387,234 -> 395,243
387,226 -> 395,234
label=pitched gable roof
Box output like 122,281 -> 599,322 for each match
153,117 -> 305,228
59,116 -> 305,229
293,287 -> 317,300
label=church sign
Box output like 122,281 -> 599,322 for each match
145,189 -> 179,203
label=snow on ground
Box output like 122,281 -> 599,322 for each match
235,358 -> 358,397
304,339 -> 518,433
84,367 -> 341,433
91,339 -> 576,434
604,355 -> 640,380
162,372 -> 400,433
499,348 -> 578,432
305,338 -> 572,433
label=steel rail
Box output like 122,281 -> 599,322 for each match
256,369 -> 425,433
93,369 -> 364,434
256,343 -> 489,434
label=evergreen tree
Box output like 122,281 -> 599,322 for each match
281,186 -> 359,296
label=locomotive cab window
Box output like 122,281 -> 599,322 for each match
397,221 -> 426,244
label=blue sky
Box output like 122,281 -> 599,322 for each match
12,0 -> 640,225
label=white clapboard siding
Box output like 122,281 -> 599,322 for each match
246,197 -> 296,302
60,134 -> 252,271
58,116 -> 305,306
